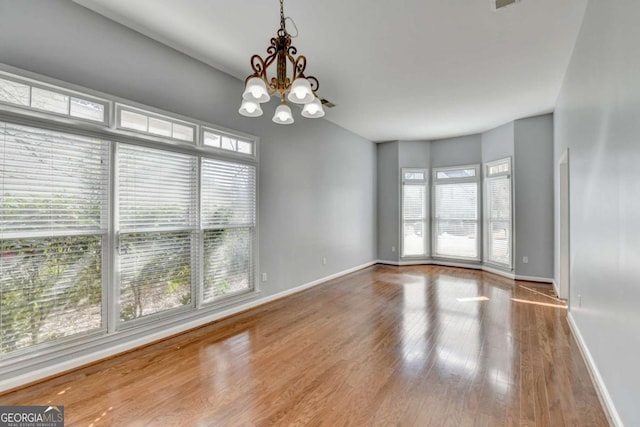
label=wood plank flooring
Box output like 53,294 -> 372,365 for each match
0,265 -> 609,426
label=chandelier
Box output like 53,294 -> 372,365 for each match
238,0 -> 324,124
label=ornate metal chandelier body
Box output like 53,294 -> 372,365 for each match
239,0 -> 324,124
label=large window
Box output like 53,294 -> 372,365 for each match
117,145 -> 197,322
401,169 -> 428,257
0,68 -> 257,360
0,123 -> 109,353
484,158 -> 512,268
202,159 -> 256,302
433,165 -> 480,260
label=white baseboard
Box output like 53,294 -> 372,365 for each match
482,265 -> 516,279
375,259 -> 401,265
0,260 -> 376,393
552,279 -> 560,297
256,260 -> 377,302
567,313 -> 623,427
514,274 -> 554,284
375,259 -> 516,280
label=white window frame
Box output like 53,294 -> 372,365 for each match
432,164 -> 481,261
401,168 -> 429,258
0,71 -> 110,126
115,104 -> 198,143
0,64 -> 260,375
483,157 -> 513,269
201,127 -> 256,159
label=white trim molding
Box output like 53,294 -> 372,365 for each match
552,279 -> 560,297
567,313 -> 623,427
375,259 -> 518,281
514,274 -> 554,284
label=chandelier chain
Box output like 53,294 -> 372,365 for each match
280,0 -> 285,31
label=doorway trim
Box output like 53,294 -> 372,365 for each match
558,148 -> 570,302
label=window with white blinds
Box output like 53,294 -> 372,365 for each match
0,67 -> 258,363
0,122 -> 108,354
201,159 -> 256,302
401,169 -> 428,257
117,144 -> 197,322
433,166 -> 480,260
484,158 -> 512,268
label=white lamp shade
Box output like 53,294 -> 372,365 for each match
301,97 -> 325,118
238,99 -> 263,117
287,78 -> 315,104
242,77 -> 270,103
272,103 -> 294,124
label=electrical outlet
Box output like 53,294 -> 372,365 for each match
262,272 -> 267,282
391,246 -> 396,252
522,256 -> 528,264
322,257 -> 327,265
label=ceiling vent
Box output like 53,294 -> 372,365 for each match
491,0 -> 520,10
320,98 -> 336,108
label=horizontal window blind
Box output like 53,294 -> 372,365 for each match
434,181 -> 479,259
0,122 -> 107,354
203,228 -> 253,302
117,145 -> 196,322
118,232 -> 192,321
201,159 -> 256,228
202,159 -> 255,302
118,145 -> 196,231
0,123 -> 109,237
402,175 -> 428,257
485,159 -> 512,267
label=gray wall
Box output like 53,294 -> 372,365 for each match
514,115 -> 554,278
430,134 -> 482,167
481,121 -> 514,162
376,141 -> 399,262
398,140 -> 431,168
0,0 -> 376,297
554,0 -> 640,423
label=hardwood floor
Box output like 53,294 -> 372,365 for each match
0,265 -> 609,426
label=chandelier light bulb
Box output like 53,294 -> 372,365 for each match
301,97 -> 325,118
272,103 -> 294,124
239,99 -> 263,117
242,77 -> 270,104
287,78 -> 314,104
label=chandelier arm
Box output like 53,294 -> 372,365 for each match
249,54 -> 268,78
262,51 -> 279,72
306,76 -> 320,93
267,37 -> 279,56
290,55 -> 307,80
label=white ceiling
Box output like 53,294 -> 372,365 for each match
74,0 -> 587,142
